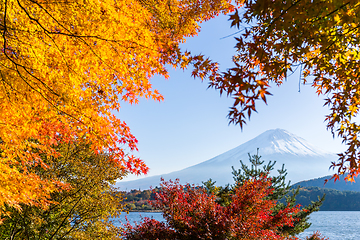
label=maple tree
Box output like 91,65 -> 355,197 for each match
0,141 -> 125,239
206,0 -> 360,181
0,0 -> 233,214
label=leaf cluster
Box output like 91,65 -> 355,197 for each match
0,0 -> 234,214
209,0 -> 360,180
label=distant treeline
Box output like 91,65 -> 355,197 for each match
121,189 -> 158,211
122,186 -> 360,211
295,186 -> 360,211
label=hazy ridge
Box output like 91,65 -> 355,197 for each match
117,129 -> 338,191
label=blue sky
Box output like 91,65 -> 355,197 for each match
117,14 -> 346,181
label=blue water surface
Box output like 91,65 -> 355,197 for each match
296,211 -> 360,240
118,211 -> 360,240
116,212 -> 164,226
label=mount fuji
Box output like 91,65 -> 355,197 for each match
116,129 -> 338,190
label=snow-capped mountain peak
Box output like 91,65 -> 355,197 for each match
206,129 -> 331,165
246,128 -> 330,156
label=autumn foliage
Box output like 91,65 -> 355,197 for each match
123,176 -> 302,240
3,0 -> 358,230
123,151 -> 329,240
0,0 -> 233,214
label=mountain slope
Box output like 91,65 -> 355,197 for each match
117,129 -> 338,190
294,174 -> 360,192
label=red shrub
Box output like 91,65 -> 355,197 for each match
123,175 -> 305,240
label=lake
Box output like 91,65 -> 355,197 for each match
117,211 -> 360,239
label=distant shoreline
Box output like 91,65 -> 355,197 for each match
124,210 -> 162,213
123,208 -> 360,213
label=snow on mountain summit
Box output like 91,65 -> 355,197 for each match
245,128 -> 330,156
205,128 -> 331,165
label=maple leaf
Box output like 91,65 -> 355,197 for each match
229,9 -> 241,28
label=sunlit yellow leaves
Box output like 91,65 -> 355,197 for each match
0,0 -> 234,214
